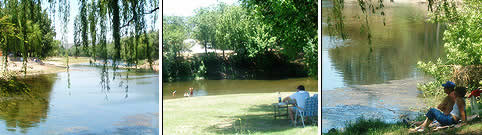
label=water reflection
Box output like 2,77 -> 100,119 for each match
0,75 -> 56,133
100,64 -> 111,101
0,65 -> 158,134
123,72 -> 129,99
321,2 -> 446,132
323,3 -> 446,86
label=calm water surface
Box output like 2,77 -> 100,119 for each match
162,78 -> 318,100
322,1 -> 446,132
0,64 -> 159,135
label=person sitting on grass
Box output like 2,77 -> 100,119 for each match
410,84 -> 466,132
282,85 -> 310,126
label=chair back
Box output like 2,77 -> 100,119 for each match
303,94 -> 318,117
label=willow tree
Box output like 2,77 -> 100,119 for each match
110,0 -> 121,68
0,0 -> 58,76
88,0 -> 97,62
48,0 -> 70,68
98,0 -> 108,61
49,0 -> 158,70
80,0 -> 89,57
121,0 -> 158,69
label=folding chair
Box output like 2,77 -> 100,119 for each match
294,94 -> 318,127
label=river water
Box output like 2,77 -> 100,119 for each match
162,77 -> 319,100
0,64 -> 159,135
322,0 -> 446,133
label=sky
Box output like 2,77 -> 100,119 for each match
40,0 -> 159,45
163,0 -> 238,17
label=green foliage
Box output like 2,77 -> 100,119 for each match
163,16 -> 189,56
326,117 -> 407,135
417,59 -> 453,83
195,60 -> 207,79
304,38 -> 318,77
417,59 -> 452,96
68,30 -> 159,60
0,0 -> 57,60
327,0 -> 348,40
417,0 -> 481,96
241,0 -> 318,78
442,5 -> 481,66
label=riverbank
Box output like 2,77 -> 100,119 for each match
0,57 -> 159,77
118,59 -> 159,72
325,116 -> 482,134
163,92 -> 319,135
0,56 -> 90,77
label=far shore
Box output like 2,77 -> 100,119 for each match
0,56 -> 158,77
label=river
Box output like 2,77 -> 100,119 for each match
162,77 -> 318,100
0,64 -> 159,135
322,0 -> 446,133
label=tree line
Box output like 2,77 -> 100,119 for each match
0,0 -> 58,75
0,0 -> 159,77
70,0 -> 159,69
163,0 -> 318,81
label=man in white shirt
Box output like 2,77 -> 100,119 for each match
282,85 -> 310,125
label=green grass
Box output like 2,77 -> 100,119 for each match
162,92 -> 318,135
325,113 -> 482,135
45,56 -> 91,65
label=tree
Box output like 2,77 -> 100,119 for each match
192,7 -> 215,55
418,0 -> 481,92
80,0 -> 89,57
241,0 -> 318,78
163,16 -> 188,59
88,0 -> 97,62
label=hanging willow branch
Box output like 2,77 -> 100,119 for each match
120,7 -> 159,29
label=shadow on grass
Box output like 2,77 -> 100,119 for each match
204,104 -> 317,134
426,117 -> 482,135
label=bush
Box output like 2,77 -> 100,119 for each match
417,0 -> 481,96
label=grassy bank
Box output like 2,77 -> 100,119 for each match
43,56 -> 91,67
325,116 -> 482,134
325,105 -> 482,135
163,92 -> 319,135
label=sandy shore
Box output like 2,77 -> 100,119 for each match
0,57 -> 90,76
0,57 -> 159,77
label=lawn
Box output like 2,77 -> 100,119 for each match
162,92 -> 319,135
44,56 -> 92,66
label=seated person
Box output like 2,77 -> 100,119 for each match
282,85 -> 310,125
410,83 -> 466,132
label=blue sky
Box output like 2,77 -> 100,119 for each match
163,0 -> 238,17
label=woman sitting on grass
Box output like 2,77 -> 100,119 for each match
410,86 -> 466,132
